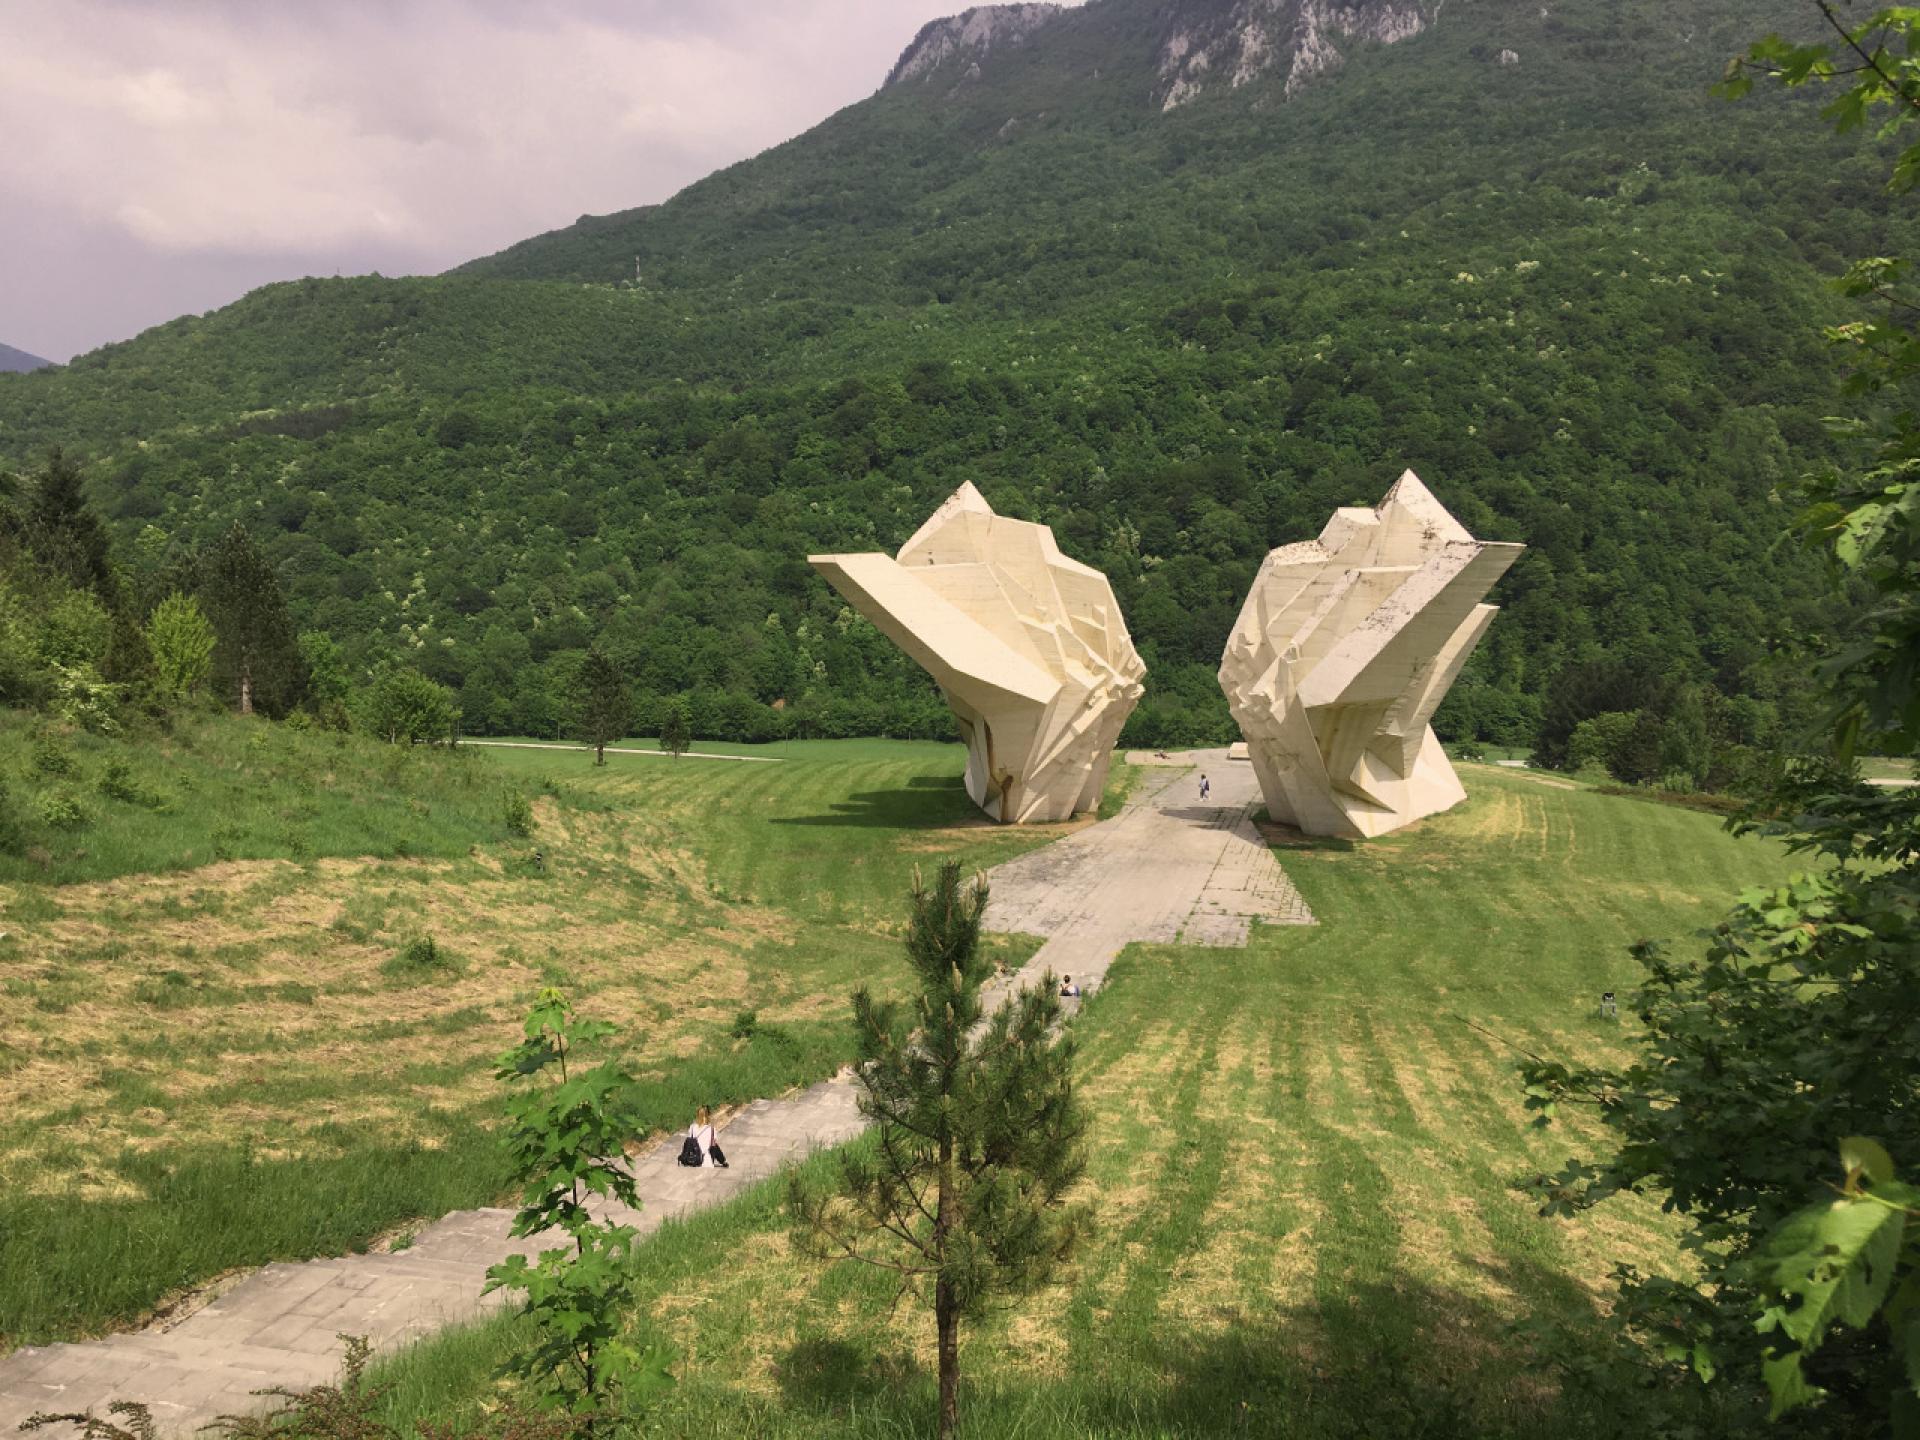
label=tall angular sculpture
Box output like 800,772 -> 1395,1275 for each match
811,483 -> 1146,823
1219,470 -> 1523,839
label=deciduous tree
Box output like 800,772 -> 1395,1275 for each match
659,699 -> 691,758
145,592 -> 215,703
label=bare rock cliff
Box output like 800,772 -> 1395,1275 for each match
884,4 -> 1067,88
1158,0 -> 1429,109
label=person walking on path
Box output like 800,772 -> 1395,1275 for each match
1199,773 -> 1210,801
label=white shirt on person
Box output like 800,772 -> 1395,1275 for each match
686,1122 -> 717,1167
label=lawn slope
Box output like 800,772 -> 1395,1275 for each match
0,727 -> 1060,1349
367,766 -> 1793,1438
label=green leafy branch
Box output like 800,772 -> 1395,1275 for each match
1750,1138 -> 1920,1424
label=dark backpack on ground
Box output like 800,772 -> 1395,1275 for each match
708,1141 -> 729,1169
677,1134 -> 703,1167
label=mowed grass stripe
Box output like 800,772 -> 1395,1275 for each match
338,767 -> 1802,1437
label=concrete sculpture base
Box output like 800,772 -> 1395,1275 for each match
811,483 -> 1146,823
1218,470 -> 1523,839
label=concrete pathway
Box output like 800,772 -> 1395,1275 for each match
461,740 -> 781,764
0,749 -> 1307,1435
0,1082 -> 865,1436
983,748 -> 1314,1003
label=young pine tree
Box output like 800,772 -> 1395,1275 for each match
788,861 -> 1087,1440
575,645 -> 630,765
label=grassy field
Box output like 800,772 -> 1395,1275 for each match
361,763 -> 1798,1439
0,720 -> 1064,1349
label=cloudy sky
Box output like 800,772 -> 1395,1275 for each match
2,0 -> 1034,364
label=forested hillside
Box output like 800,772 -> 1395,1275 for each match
0,0 -> 1891,756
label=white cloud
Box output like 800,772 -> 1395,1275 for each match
2,0 -> 1076,358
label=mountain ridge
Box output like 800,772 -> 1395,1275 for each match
0,343 -> 49,375
0,0 -> 1882,751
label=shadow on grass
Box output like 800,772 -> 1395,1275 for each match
774,1336 -> 924,1415
769,784 -> 986,829
749,1266 -> 1729,1440
1253,814 -> 1358,853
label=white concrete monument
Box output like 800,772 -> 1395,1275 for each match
811,483 -> 1146,824
1218,470 -> 1523,839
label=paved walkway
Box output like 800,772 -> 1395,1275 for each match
0,1083 -> 865,1435
0,749 -> 1308,1435
462,740 -> 781,764
983,748 -> 1314,1002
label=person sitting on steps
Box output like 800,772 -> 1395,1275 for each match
1060,975 -> 1081,998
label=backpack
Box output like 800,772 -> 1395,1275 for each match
708,1141 -> 729,1169
677,1134 -> 703,1167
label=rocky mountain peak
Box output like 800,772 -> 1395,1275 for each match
1157,0 -> 1431,109
883,3 -> 1066,89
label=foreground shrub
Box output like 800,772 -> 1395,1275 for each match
30,735 -> 73,777
485,990 -> 674,1419
35,788 -> 89,831
97,759 -> 164,809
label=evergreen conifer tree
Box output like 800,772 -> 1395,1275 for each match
788,862 -> 1087,1440
25,448 -> 113,599
575,644 -> 630,765
197,522 -> 306,716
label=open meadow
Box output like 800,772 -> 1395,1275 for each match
0,720 -> 1056,1349
348,761 -> 1800,1439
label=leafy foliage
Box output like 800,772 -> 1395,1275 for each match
788,862 -> 1087,1439
352,666 -> 458,746
484,991 -> 673,1421
1519,6 -> 1920,1426
1750,1139 -> 1920,1424
144,591 -> 215,702
658,699 -> 691,758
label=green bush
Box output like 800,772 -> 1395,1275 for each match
97,758 -> 163,809
30,735 -> 74,777
383,934 -> 461,982
502,789 -> 535,838
730,1008 -> 759,1040
35,787 -> 89,831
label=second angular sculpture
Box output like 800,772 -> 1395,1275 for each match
811,483 -> 1146,823
1219,470 -> 1523,839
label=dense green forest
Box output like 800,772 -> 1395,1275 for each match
0,0 -> 1894,762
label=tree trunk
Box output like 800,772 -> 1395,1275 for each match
935,1115 -> 958,1440
936,1282 -> 959,1440
238,664 -> 253,716
595,740 -> 606,766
